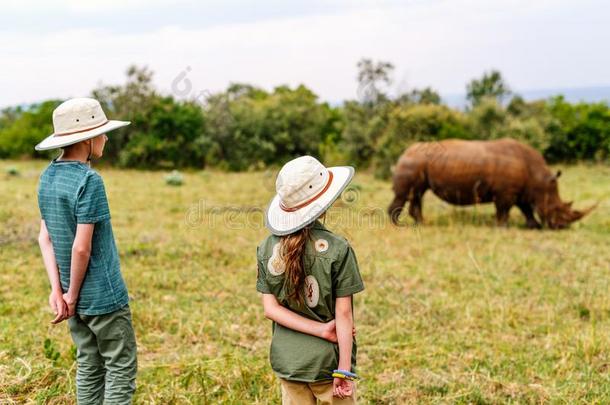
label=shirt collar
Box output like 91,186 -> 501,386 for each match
311,219 -> 327,231
52,157 -> 87,165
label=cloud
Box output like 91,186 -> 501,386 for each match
1,0 -> 609,107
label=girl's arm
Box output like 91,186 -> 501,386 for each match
334,295 -> 355,398
262,294 -> 337,342
38,220 -> 67,324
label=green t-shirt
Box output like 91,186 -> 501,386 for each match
256,220 -> 365,382
37,159 -> 129,315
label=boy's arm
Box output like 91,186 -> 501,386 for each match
38,220 -> 68,324
64,223 -> 95,317
262,294 -> 337,342
334,295 -> 355,398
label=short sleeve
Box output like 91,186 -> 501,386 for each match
75,172 -> 111,224
37,181 -> 45,221
256,247 -> 271,294
332,244 -> 365,297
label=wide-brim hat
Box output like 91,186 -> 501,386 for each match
35,98 -> 130,151
265,156 -> 354,236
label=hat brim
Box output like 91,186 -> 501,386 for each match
34,120 -> 130,151
265,166 -> 355,236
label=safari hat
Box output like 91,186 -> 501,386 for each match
265,156 -> 354,236
35,98 -> 130,151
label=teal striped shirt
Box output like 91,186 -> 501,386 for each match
37,159 -> 129,315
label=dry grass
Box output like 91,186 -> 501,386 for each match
0,159 -> 608,404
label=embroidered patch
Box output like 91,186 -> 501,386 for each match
267,243 -> 286,276
314,238 -> 329,253
304,275 -> 320,308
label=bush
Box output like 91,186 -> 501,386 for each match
202,84 -> 339,171
340,101 -> 393,168
0,100 -> 61,159
467,97 -> 552,151
373,104 -> 469,179
545,96 -> 610,162
1,66 -> 608,170
118,97 -> 205,169
165,170 -> 184,186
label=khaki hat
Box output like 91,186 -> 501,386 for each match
265,156 -> 354,235
35,98 -> 130,151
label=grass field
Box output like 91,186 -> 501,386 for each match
1,159 -> 609,404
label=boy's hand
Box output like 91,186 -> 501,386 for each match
49,291 -> 68,324
62,293 -> 77,318
333,378 -> 353,399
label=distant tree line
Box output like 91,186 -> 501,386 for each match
1,61 -> 608,178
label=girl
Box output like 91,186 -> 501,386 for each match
256,156 -> 364,404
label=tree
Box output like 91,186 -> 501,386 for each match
466,70 -> 511,107
396,87 -> 442,105
92,65 -> 158,163
356,58 -> 394,105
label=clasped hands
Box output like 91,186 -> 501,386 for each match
48,290 -> 77,324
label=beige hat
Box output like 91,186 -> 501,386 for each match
35,98 -> 130,151
265,156 -> 354,235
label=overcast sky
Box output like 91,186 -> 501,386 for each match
1,0 -> 609,108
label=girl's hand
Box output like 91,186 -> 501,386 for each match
321,319 -> 337,342
321,320 -> 357,343
333,377 -> 353,399
49,290 -> 68,324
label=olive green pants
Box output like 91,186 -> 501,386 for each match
68,305 -> 137,404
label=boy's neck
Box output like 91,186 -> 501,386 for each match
58,147 -> 90,163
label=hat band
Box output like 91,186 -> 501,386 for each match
54,120 -> 109,136
280,171 -> 334,212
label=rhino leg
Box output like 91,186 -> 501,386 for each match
494,199 -> 514,227
516,202 -> 542,229
408,193 -> 425,223
388,195 -> 408,225
389,167 -> 427,225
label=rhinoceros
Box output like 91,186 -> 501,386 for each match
388,138 -> 596,229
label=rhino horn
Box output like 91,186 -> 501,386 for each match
567,201 -> 599,223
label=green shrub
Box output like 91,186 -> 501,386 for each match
0,100 -> 61,159
373,104 -> 469,179
545,96 -> 610,162
117,97 -> 205,169
165,170 -> 184,186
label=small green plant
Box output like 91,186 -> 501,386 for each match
43,338 -> 61,364
165,170 -> 184,186
69,345 -> 77,362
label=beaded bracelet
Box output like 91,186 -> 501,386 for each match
332,369 -> 359,381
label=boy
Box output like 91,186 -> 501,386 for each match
35,98 -> 137,403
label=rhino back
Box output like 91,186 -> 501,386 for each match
411,139 -> 536,205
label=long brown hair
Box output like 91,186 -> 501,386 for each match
280,225 -> 312,304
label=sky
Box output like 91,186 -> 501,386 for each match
1,0 -> 609,108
